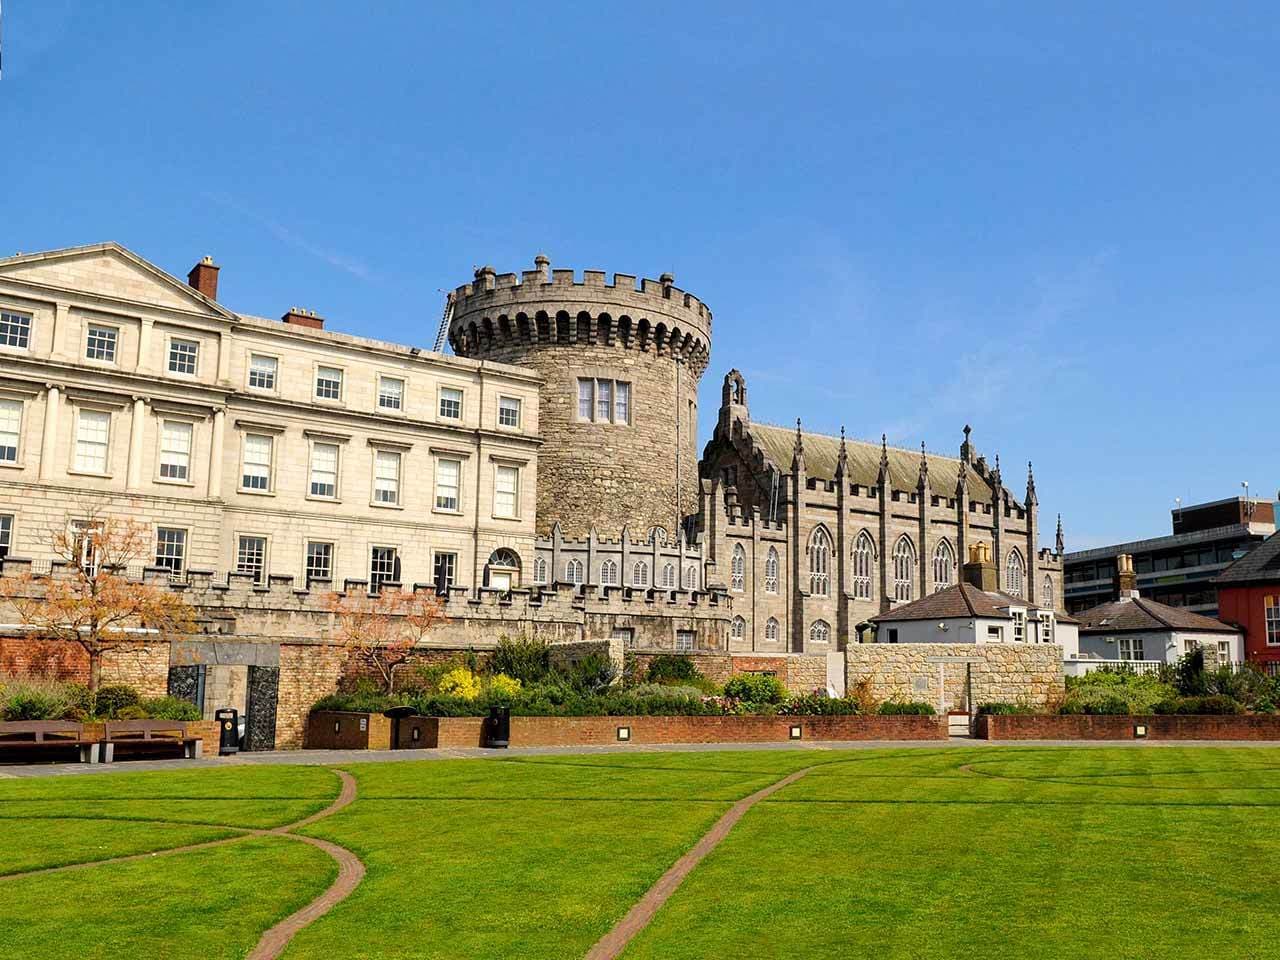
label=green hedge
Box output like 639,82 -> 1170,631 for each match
876,701 -> 936,716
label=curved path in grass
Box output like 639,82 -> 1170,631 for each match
584,765 -> 815,960
0,768 -> 366,960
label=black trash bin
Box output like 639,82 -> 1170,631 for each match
486,705 -> 510,749
215,708 -> 239,756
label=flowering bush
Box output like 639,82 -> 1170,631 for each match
723,673 -> 787,705
486,673 -> 523,700
437,667 -> 481,700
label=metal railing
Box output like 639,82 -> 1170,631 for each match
1063,659 -> 1164,677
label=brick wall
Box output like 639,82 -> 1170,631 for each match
0,635 -> 168,696
978,713 -> 1280,741
846,643 -> 1063,711
305,710 -> 393,749
278,644 -> 347,749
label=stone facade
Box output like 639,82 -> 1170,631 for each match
448,259 -> 710,539
845,642 -> 1064,712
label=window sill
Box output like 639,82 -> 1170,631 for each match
306,495 -> 342,504
237,488 -> 276,497
313,397 -> 345,406
67,469 -> 112,479
155,477 -> 196,488
433,507 -> 464,516
167,371 -> 199,380
0,461 -> 25,470
491,514 -> 522,522
370,501 -> 404,510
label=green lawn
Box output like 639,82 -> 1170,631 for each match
1,748 -> 1279,959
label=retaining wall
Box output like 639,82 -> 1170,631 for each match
977,713 -> 1280,741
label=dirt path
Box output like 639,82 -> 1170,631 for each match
584,766 -> 814,960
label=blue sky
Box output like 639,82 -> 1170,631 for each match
3,2 -> 1276,550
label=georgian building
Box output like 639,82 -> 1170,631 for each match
0,243 -> 541,593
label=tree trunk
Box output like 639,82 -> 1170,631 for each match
89,650 -> 102,692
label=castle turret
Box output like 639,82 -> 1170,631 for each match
448,256 -> 712,537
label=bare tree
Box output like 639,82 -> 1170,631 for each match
0,513 -> 196,691
325,589 -> 447,693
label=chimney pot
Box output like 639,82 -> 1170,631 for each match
187,256 -> 220,301
282,307 -> 325,330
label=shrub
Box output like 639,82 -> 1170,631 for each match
628,683 -> 706,700
437,667 -> 481,700
645,655 -> 702,685
116,705 -> 149,720
1204,664 -> 1272,708
559,653 -> 617,695
1153,695 -> 1244,715
0,678 -> 77,721
976,702 -> 1038,716
877,700 -> 936,716
1174,647 -> 1208,696
141,696 -> 202,721
485,673 -> 523,701
778,694 -> 860,716
488,637 -> 552,685
1062,670 -> 1175,716
93,684 -> 141,719
311,690 -> 401,714
723,673 -> 787,705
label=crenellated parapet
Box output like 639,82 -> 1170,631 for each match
450,258 -> 711,374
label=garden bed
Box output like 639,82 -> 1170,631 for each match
308,711 -> 947,749
976,713 -> 1280,741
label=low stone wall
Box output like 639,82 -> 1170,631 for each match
305,710 -> 393,750
978,713 -> 1280,741
846,644 -> 1064,711
389,713 -> 946,748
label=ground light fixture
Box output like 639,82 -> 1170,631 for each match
1134,724 -> 1148,739
790,725 -> 803,740
616,726 -> 631,742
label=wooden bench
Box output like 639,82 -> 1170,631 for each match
100,720 -> 202,763
0,721 -> 98,763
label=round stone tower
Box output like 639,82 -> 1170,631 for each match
449,256 -> 712,538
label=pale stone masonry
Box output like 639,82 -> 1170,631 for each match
846,643 -> 1064,712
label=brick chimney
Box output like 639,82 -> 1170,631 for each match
1115,553 -> 1139,601
963,541 -> 998,591
281,307 -> 324,330
187,256 -> 220,300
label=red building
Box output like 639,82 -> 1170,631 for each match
1216,532 -> 1280,670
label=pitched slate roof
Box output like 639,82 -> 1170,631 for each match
750,423 -> 1008,504
870,582 -> 1076,623
1216,531 -> 1280,586
1075,597 -> 1238,635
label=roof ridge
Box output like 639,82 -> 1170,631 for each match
753,421 -> 963,464
958,582 -> 980,617
1135,597 -> 1177,630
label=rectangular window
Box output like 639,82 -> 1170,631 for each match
168,338 -> 199,375
309,442 -> 339,498
305,541 -> 334,585
241,434 -> 273,491
159,420 -> 193,481
0,514 -> 11,557
236,535 -> 267,585
433,552 -> 457,592
611,627 -> 636,651
498,396 -> 521,428
369,546 -> 399,593
74,409 -> 111,474
674,630 -> 696,653
987,625 -> 1004,642
377,377 -> 404,411
434,458 -> 460,511
1119,637 -> 1145,660
1012,610 -> 1026,643
154,528 -> 187,577
0,311 -> 31,349
0,398 -> 21,463
315,366 -> 343,401
248,354 -> 278,391
71,519 -> 102,576
85,324 -> 118,362
494,464 -> 519,518
373,450 -> 401,505
439,386 -> 463,420
887,628 -> 899,644
577,378 -> 631,424
1266,597 -> 1280,646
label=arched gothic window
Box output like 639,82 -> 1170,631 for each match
532,556 -> 547,584
1041,574 -> 1053,609
731,616 -> 746,641
660,562 -> 676,588
600,558 -> 618,586
808,527 -> 832,597
565,558 -> 584,585
484,549 -> 521,591
765,617 -> 780,643
632,560 -> 649,588
684,564 -> 698,590
764,547 -> 779,593
893,536 -> 915,602
731,544 -> 746,592
852,531 -> 875,600
809,620 -> 830,645
1005,549 -> 1025,598
932,540 -> 955,592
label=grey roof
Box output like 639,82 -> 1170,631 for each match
1075,597 -> 1238,635
871,582 -> 1078,624
1216,531 -> 1280,586
751,423 -> 1008,504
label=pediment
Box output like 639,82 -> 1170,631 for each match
0,243 -> 233,319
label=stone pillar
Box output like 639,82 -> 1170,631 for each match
126,397 -> 148,490
217,330 -> 231,383
38,384 -> 60,480
208,407 -> 226,498
137,317 -> 154,371
50,303 -> 69,360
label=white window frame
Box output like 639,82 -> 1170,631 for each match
730,544 -> 746,592
1119,636 -> 1145,660
85,323 -> 119,364
0,513 -> 13,558
369,545 -> 399,594
308,440 -> 341,500
675,630 -> 696,653
305,540 -> 335,586
987,624 -> 1004,642
154,527 -> 187,578
377,376 -> 405,412
157,418 -> 195,484
575,377 -> 631,425
372,448 -> 402,507
532,556 -> 548,584
764,546 -> 779,594
1006,549 -> 1025,599
565,558 -> 585,585
932,540 -> 955,592
247,353 -> 279,392
167,337 -> 200,377
72,407 -> 112,476
684,564 -> 698,590
0,397 -> 24,466
600,558 -> 618,587
493,463 -> 520,519
240,433 -> 275,493
0,310 -> 32,351
1266,596 -> 1280,646
438,385 -> 464,421
1011,609 -> 1026,643
433,551 -> 458,592
660,562 -> 676,589
808,527 -> 832,596
809,620 -> 830,645
632,559 -> 649,588
235,534 -> 269,585
765,618 -> 779,643
433,457 -> 462,513
497,395 -> 522,429
314,365 -> 344,403
731,616 -> 746,641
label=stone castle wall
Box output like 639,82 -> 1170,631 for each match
846,642 -> 1064,711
